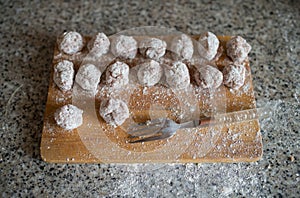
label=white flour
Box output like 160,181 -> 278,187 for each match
110,35 -> 137,59
58,31 -> 84,55
223,63 -> 246,90
226,36 -> 251,63
197,32 -> 219,61
170,34 -> 194,60
75,63 -> 101,92
53,60 -> 74,92
164,61 -> 190,89
105,61 -> 130,89
194,65 -> 223,89
137,60 -> 163,86
54,104 -> 83,130
87,32 -> 110,57
139,38 -> 167,60
99,98 -> 130,127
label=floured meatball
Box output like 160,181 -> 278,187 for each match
139,38 -> 167,60
164,61 -> 190,89
137,60 -> 163,86
99,98 -> 129,127
87,32 -> 110,56
53,60 -> 74,91
222,63 -> 246,89
110,35 -> 137,59
226,36 -> 251,63
75,63 -> 101,91
194,65 -> 223,89
197,32 -> 219,61
105,61 -> 129,88
54,104 -> 83,130
59,31 -> 84,55
171,34 -> 194,60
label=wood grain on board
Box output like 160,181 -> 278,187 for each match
40,36 -> 262,163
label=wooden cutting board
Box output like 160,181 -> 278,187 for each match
40,35 -> 262,163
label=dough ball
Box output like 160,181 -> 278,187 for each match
137,60 -> 163,86
171,34 -> 194,60
99,98 -> 129,127
226,36 -> 251,63
59,31 -> 84,55
194,65 -> 223,89
87,32 -> 110,56
75,63 -> 101,91
164,61 -> 190,89
54,104 -> 83,130
222,63 -> 246,89
110,35 -> 137,59
139,38 -> 167,60
105,61 -> 129,88
197,32 -> 219,61
53,60 -> 74,91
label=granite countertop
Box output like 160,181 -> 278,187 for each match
1,0 -> 299,197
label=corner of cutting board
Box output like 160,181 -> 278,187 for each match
40,142 -> 51,163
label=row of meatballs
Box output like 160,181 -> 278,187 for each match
55,31 -> 251,92
59,31 -> 251,63
53,31 -> 251,130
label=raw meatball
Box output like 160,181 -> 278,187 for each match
105,61 -> 129,88
54,104 -> 83,130
75,63 -> 101,91
194,65 -> 223,89
53,60 -> 74,91
110,35 -> 137,59
139,38 -> 167,60
226,36 -> 251,63
222,64 -> 246,89
197,32 -> 219,61
99,98 -> 129,127
87,32 -> 110,56
171,34 -> 194,60
164,61 -> 190,89
59,31 -> 84,55
137,60 -> 163,86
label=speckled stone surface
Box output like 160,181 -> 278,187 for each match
0,0 -> 299,197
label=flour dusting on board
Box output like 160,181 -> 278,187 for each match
41,27 -> 262,164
